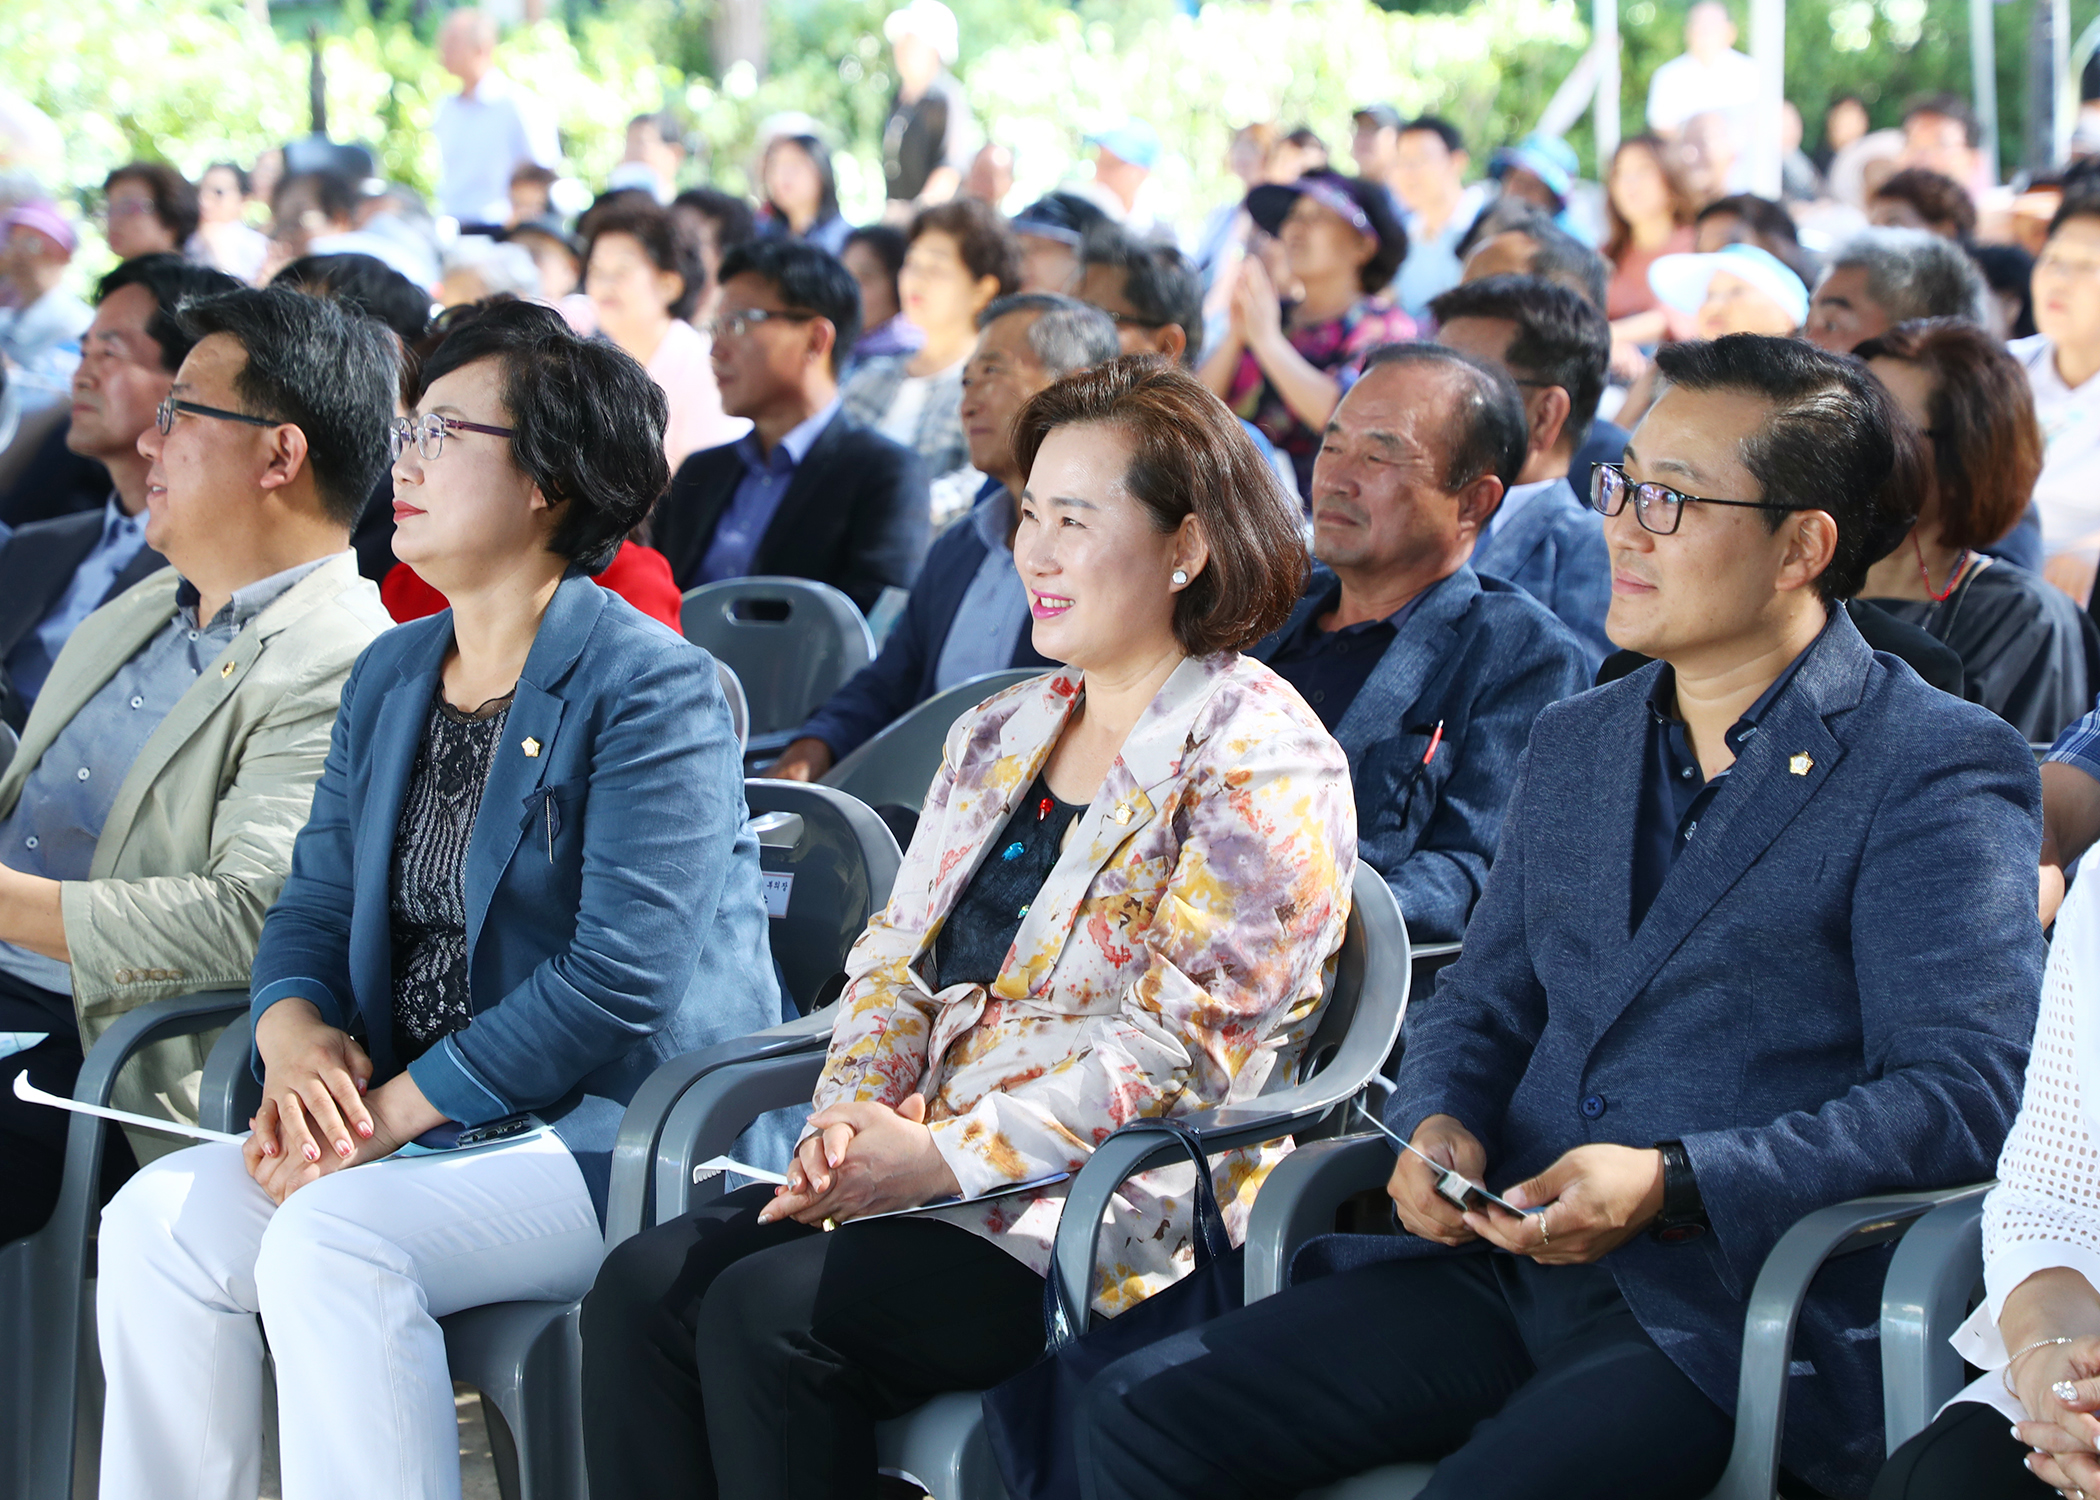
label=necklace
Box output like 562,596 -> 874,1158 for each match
1914,533 -> 1970,603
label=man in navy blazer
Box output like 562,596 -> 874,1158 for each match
648,240 -> 930,613
762,292 -> 1119,782
1077,336 -> 2043,1500
1249,343 -> 1591,944
1432,273 -> 1614,669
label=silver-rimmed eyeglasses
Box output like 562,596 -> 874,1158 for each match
389,413 -> 516,463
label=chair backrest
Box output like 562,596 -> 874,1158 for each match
744,779 -> 902,1013
1276,869 -> 1410,1103
0,720 -> 15,778
821,668 -> 1044,813
680,578 -> 876,742
716,658 -> 749,757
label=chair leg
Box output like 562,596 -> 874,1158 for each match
443,1302 -> 588,1500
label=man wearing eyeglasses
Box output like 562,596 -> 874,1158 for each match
0,283 -> 394,1241
650,239 -> 930,613
1076,335 -> 2045,1500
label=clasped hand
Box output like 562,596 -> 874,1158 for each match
1386,1114 -> 1666,1264
244,998 -> 441,1204
2010,1337 -> 2100,1495
756,1093 -> 961,1228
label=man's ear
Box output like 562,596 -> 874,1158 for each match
254,422 -> 312,497
1777,509 -> 1840,596
1455,474 -> 1504,540
808,316 -> 838,367
1527,384 -> 1573,459
1153,324 -> 1188,362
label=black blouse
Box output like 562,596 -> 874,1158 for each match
930,773 -> 1088,989
388,689 -> 513,1061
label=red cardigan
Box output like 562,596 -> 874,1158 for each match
380,541 -> 685,631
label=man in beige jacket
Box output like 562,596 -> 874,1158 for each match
0,283 -> 397,1239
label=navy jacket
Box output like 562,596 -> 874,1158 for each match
249,574 -> 781,1220
1469,475 -> 1613,672
1388,608 -> 2043,1495
1251,564 -> 1590,944
795,489 -> 1054,760
651,408 -> 930,613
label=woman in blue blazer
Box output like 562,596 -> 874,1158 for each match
94,299 -> 780,1500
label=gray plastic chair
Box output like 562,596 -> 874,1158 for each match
821,669 -> 1044,814
634,868 -> 1412,1499
1878,1183 -> 1990,1454
0,989 -> 247,1500
1245,1137 -> 1997,1500
744,779 -> 903,1015
716,659 -> 749,757
0,721 -> 17,777
680,578 -> 875,755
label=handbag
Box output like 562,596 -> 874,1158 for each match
981,1114 -> 1246,1500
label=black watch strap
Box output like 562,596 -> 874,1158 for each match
1651,1139 -> 1709,1243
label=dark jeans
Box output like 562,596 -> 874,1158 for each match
1871,1400 -> 2054,1499
1075,1252 -> 1734,1500
580,1185 -> 1046,1500
0,971 -> 135,1243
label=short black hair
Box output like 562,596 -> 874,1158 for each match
1970,242 -> 2037,339
671,188 -> 757,252
1399,115 -> 1466,156
764,134 -> 841,225
96,254 -> 242,373
416,298 -> 670,574
1525,218 -> 1610,312
1358,342 -> 1529,491
714,239 -> 864,374
1695,192 -> 1802,246
1079,226 -> 1205,364
203,161 -> 251,195
1652,333 -> 1922,602
1902,91 -> 1982,147
274,252 -> 433,344
273,171 -> 357,226
1428,273 -> 1609,453
176,284 -> 400,528
106,162 -> 200,244
583,197 -> 708,322
843,223 -> 907,285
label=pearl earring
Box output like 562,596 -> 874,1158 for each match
1171,569 -> 1188,585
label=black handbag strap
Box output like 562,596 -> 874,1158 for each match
1043,1114 -> 1231,1347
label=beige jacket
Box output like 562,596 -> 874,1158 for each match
0,554 -> 391,1134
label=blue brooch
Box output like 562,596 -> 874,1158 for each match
1002,841 -> 1026,861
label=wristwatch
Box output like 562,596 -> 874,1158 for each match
1650,1139 -> 1709,1243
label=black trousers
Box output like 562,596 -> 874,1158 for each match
580,1185 -> 1046,1500
1870,1400 -> 2054,1499
1075,1252 -> 1735,1500
0,973 -> 133,1243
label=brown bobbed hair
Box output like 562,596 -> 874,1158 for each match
1010,355 -> 1308,657
908,197 -> 1022,300
1853,317 -> 2043,551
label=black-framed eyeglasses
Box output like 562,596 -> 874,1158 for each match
1588,461 -> 1810,536
704,307 -> 819,340
389,412 -> 516,463
155,396 -> 280,436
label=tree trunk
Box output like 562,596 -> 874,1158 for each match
715,0 -> 767,79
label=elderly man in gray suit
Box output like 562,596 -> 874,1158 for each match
1250,342 -> 1591,944
1079,335 -> 2042,1500
1432,272 -> 1615,670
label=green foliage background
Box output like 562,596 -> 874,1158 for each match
1,0 -> 2093,270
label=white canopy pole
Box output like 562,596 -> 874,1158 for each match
1594,0 -> 1621,174
1969,0 -> 2000,182
1747,0 -> 1786,198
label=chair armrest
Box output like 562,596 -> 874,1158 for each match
1880,1183 -> 1992,1454
1713,1183 -> 1990,1500
198,1011 -> 259,1134
648,1049 -> 830,1231
73,989 -> 251,1108
1242,1135 -> 1397,1302
603,1007 -> 835,1246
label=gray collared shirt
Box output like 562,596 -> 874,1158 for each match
0,555 -> 336,996
932,483 -> 1032,690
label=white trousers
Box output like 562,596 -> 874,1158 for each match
95,1133 -> 603,1500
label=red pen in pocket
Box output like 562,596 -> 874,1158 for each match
1422,720 -> 1445,765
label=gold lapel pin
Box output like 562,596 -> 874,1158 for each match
1789,753 -> 1814,777
521,737 -> 541,758
219,661 -> 235,679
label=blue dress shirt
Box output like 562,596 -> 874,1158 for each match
930,482 -> 1031,690
0,556 -> 331,997
696,397 -> 844,586
5,494 -> 150,707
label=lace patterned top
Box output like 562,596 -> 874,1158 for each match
1950,857 -> 2100,1417
388,689 -> 513,1062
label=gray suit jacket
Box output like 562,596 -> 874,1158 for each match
1469,475 -> 1613,672
1251,564 -> 1591,944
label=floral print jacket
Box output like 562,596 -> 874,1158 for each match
808,652 -> 1356,1314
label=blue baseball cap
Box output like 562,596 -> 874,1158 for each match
1489,133 -> 1580,208
1087,121 -> 1163,172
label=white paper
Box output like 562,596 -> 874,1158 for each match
760,871 -> 794,919
0,1032 -> 48,1061
12,1070 -> 246,1144
693,1154 -> 790,1186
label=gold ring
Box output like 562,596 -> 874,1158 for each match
1537,1212 -> 1551,1248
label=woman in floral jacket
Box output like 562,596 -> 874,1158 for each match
581,356 -> 1357,1500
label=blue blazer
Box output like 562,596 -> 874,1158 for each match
1251,564 -> 1590,944
1385,608 -> 2043,1495
250,573 -> 781,1220
1469,475 -> 1614,672
796,487 -> 1054,761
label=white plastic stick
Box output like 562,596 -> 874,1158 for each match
13,1070 -> 246,1145
693,1154 -> 789,1186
